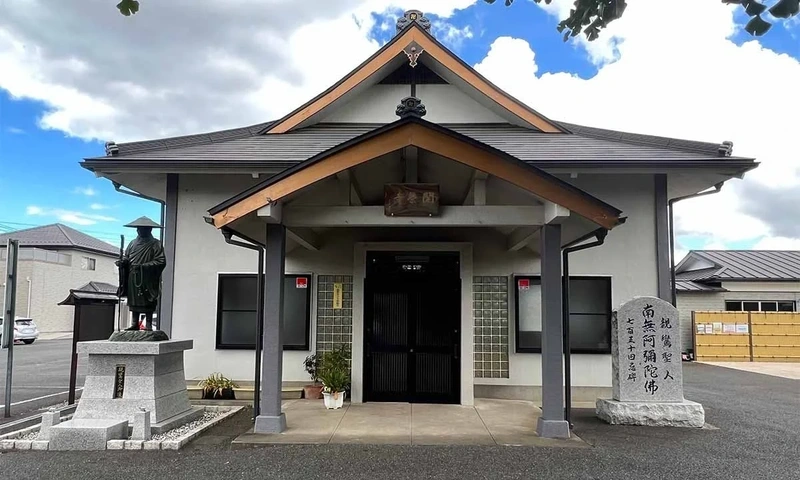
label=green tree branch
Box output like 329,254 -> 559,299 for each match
483,0 -> 800,40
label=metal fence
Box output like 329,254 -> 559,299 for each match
693,311 -> 800,362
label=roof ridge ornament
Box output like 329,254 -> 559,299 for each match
396,10 -> 431,34
403,41 -> 424,68
396,96 -> 427,118
718,140 -> 734,157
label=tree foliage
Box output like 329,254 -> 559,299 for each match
484,0 -> 800,41
115,0 -> 800,39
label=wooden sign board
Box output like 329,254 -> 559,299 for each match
384,184 -> 440,217
333,283 -> 343,309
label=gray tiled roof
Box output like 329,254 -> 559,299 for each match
74,281 -> 118,294
86,123 -> 753,169
676,250 -> 800,282
675,280 -> 728,292
0,224 -> 118,257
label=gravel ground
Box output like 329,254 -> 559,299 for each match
152,410 -> 225,441
0,363 -> 797,480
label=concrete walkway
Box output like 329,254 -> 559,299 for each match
233,399 -> 587,447
701,362 -> 800,380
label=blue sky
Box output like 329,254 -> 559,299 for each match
0,92 -> 159,244
1,1 -> 798,252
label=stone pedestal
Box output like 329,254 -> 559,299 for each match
49,419 -> 129,451
596,399 -> 705,428
73,339 -> 202,434
596,297 -> 705,428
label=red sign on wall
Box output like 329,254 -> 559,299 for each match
296,277 -> 308,289
518,278 -> 530,290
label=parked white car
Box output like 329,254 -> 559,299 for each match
0,317 -> 40,345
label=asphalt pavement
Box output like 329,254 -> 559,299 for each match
0,362 -> 798,479
0,339 -> 85,419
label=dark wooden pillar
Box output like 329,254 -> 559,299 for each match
536,224 -> 570,439
254,223 -> 287,433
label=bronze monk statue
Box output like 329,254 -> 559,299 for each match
116,216 -> 167,332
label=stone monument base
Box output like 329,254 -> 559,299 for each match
49,419 -> 128,451
74,339 -> 202,434
596,399 -> 705,428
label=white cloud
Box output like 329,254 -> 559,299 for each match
0,1 -> 477,142
753,236 -> 800,250
72,186 -> 97,196
89,203 -> 109,210
26,205 -> 117,226
432,21 -> 474,51
474,0 -> 800,252
5,127 -> 24,134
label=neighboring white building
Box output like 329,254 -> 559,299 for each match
80,11 -> 758,437
675,250 -> 800,355
0,224 -> 118,333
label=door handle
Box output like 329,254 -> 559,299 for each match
454,343 -> 459,360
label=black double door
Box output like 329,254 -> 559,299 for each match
364,252 -> 460,404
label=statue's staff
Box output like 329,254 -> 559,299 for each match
116,234 -> 125,332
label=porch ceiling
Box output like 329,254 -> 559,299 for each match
207,117 -> 624,231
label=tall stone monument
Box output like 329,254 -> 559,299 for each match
596,296 -> 705,427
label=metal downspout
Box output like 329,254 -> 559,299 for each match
112,182 -> 165,228
221,229 -> 265,420
561,228 -> 608,428
668,182 -> 724,306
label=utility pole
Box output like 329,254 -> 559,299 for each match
3,239 -> 19,418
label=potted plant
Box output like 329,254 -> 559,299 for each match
317,345 -> 350,409
198,372 -> 238,400
302,353 -> 324,400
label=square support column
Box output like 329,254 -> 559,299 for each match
536,224 -> 570,439
254,223 -> 287,434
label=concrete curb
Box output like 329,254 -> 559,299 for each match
0,406 -> 242,452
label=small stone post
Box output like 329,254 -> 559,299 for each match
38,408 -> 61,441
132,408 -> 151,441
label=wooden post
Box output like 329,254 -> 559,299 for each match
691,311 -> 697,361
747,311 -> 754,362
68,304 -> 81,405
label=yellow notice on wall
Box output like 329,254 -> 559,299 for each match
333,283 -> 343,309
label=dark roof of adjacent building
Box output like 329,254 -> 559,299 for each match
74,281 -> 118,294
674,280 -> 727,293
675,250 -> 800,292
83,122 -> 757,173
58,281 -> 119,305
0,224 -> 118,257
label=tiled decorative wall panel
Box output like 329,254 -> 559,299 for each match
316,275 -> 353,353
473,276 -> 509,378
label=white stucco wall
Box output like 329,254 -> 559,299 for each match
0,248 -> 117,333
320,85 -> 508,124
172,174 -> 358,383
171,172 -> 661,394
471,174 -> 657,390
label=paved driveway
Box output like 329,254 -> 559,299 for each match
1,363 -> 798,480
0,339 -> 85,420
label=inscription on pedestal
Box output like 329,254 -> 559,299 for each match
612,297 -> 683,403
113,364 -> 126,399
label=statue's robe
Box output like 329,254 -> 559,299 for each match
118,235 -> 166,313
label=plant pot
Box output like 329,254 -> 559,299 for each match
322,391 -> 346,409
202,387 -> 236,400
303,384 -> 324,400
